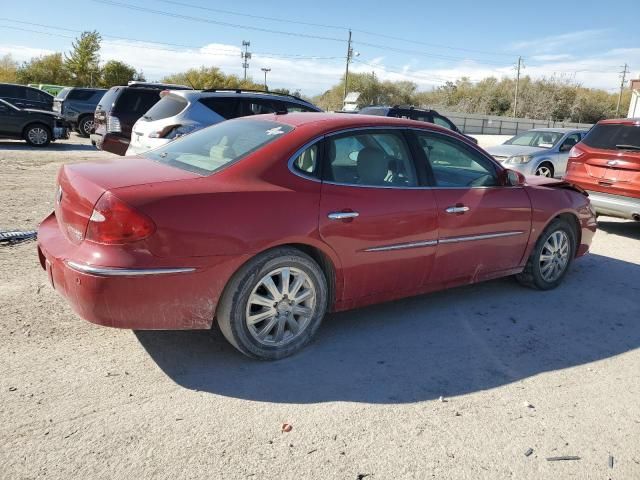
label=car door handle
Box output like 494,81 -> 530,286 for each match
328,211 -> 359,220
445,205 -> 470,214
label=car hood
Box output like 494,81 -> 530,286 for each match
485,144 -> 546,157
524,175 -> 588,195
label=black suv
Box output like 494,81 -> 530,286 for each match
358,105 -> 477,143
54,87 -> 106,137
91,81 -> 192,155
0,83 -> 54,111
0,99 -> 68,146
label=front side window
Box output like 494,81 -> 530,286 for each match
415,132 -> 498,187
144,119 -> 293,175
242,99 -> 277,115
506,130 -> 564,148
560,133 -> 581,151
324,131 -> 417,187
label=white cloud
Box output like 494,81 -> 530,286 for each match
509,29 -> 608,53
2,38 -> 637,95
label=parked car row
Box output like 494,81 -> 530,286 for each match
0,98 -> 68,146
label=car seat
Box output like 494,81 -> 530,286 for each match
356,147 -> 389,186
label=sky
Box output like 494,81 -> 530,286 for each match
1,0 -> 639,96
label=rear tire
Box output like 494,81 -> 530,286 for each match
24,124 -> 51,147
78,116 -> 94,138
516,218 -> 576,290
217,247 -> 328,360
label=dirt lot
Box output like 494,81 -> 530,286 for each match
1,136 -> 639,480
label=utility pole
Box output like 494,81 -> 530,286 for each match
616,63 -> 629,116
261,67 -> 271,91
513,56 -> 523,117
241,40 -> 251,81
342,29 -> 353,109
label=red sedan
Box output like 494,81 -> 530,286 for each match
37,113 -> 597,359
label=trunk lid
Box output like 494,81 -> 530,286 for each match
55,157 -> 199,244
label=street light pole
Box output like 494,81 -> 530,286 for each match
261,67 -> 271,91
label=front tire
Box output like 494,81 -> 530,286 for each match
516,218 -> 576,290
217,248 -> 328,360
535,162 -> 554,178
24,124 -> 51,147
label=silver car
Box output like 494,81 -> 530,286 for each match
485,128 -> 588,177
126,89 -> 321,155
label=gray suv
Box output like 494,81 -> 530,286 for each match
53,87 -> 106,137
126,89 -> 321,155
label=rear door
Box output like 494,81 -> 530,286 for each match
0,102 -> 23,135
318,128 -> 439,301
411,129 -> 531,286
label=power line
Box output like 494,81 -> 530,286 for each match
0,20 -> 343,60
155,0 -> 348,31
91,0 -> 347,43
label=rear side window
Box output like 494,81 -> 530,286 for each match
241,98 -> 277,115
582,124 -> 640,150
143,95 -> 188,121
144,119 -> 294,175
324,131 -> 417,187
56,88 -> 71,100
292,144 -> 320,177
433,115 -> 456,130
199,97 -> 240,119
67,89 -> 101,101
113,89 -> 160,114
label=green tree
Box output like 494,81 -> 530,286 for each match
15,53 -> 72,85
100,60 -> 144,88
64,31 -> 102,86
161,66 -> 262,90
0,54 -> 18,83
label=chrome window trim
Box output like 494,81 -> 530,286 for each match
439,231 -> 524,244
364,239 -> 437,252
67,261 -> 195,277
285,125 -> 517,190
287,137 -> 324,183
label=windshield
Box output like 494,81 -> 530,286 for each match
505,130 -> 564,148
144,118 -> 294,175
582,124 -> 640,150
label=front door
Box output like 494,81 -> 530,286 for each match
318,129 -> 439,302
411,130 -> 532,287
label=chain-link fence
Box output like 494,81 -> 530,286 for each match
440,111 -> 593,136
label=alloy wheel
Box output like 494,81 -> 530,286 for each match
82,119 -> 94,135
536,165 -> 553,177
245,267 -> 316,347
539,230 -> 570,282
28,127 -> 49,145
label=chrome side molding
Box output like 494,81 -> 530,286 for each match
66,261 -> 195,277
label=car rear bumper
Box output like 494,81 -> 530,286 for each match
90,132 -> 129,155
126,137 -> 170,156
587,190 -> 640,220
37,212 -> 240,330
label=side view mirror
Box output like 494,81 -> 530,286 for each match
502,169 -> 526,186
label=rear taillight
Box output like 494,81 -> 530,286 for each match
568,145 -> 585,159
85,191 -> 155,244
107,115 -> 121,133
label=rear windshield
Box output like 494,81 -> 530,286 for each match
113,89 -> 161,114
582,124 -> 640,150
96,87 -> 121,111
142,95 -> 188,121
144,119 -> 294,175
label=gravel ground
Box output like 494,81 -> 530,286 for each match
1,136 -> 639,480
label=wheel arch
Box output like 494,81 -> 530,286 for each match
538,211 -> 581,257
